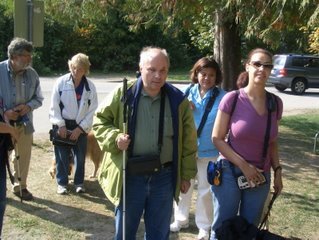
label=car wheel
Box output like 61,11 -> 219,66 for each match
275,85 -> 287,92
291,78 -> 306,95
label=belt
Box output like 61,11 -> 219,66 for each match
161,161 -> 173,169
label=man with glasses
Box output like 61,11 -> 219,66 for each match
0,37 -> 44,201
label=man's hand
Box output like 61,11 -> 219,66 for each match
180,179 -> 191,194
4,109 -> 20,121
116,134 -> 131,151
14,104 -> 31,116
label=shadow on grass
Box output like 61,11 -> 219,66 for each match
7,196 -> 114,238
281,191 -> 319,218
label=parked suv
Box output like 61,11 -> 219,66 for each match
268,54 -> 319,94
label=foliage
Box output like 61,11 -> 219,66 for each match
122,0 -> 319,54
0,3 -> 14,60
308,27 -> 319,54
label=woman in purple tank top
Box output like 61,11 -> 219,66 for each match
210,48 -> 283,239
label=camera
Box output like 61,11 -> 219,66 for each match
237,174 -> 266,190
237,175 -> 250,189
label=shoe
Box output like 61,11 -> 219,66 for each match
197,228 -> 209,240
57,185 -> 68,195
170,220 -> 189,232
75,186 -> 85,193
13,189 -> 33,201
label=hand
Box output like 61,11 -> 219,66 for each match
116,134 -> 131,151
69,127 -> 83,141
14,104 -> 31,116
273,171 -> 283,195
180,179 -> 191,194
58,126 -> 67,138
4,109 -> 20,121
241,163 -> 265,187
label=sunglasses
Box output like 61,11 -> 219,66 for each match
249,61 -> 273,70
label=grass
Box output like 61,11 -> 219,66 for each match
2,111 -> 319,239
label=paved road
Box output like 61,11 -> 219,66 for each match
33,76 -> 319,135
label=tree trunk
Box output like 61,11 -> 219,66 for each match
213,10 -> 241,91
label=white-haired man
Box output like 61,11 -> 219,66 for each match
93,47 -> 197,239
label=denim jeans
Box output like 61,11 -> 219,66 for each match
210,160 -> 270,240
114,167 -> 174,240
55,134 -> 87,186
0,152 -> 6,236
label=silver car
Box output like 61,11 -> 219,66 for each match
268,54 -> 319,95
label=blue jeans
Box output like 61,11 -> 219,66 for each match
0,151 -> 6,237
114,167 -> 174,240
55,134 -> 87,186
210,160 -> 270,240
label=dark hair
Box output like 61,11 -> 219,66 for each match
236,72 -> 248,89
246,48 -> 273,63
190,57 -> 222,85
236,48 -> 273,89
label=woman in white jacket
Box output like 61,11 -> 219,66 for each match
49,53 -> 98,195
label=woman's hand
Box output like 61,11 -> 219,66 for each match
69,127 -> 83,141
273,168 -> 283,195
58,126 -> 67,138
241,163 -> 265,187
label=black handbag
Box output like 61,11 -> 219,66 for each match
126,154 -> 161,175
49,125 -> 77,146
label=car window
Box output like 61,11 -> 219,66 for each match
306,58 -> 319,68
273,56 -> 286,67
291,57 -> 308,67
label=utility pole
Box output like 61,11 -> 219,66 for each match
14,0 -> 44,47
27,0 -> 33,42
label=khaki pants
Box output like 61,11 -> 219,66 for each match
10,125 -> 33,192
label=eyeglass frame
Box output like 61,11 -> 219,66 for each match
249,61 -> 273,70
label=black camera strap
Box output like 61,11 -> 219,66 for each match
157,89 -> 166,153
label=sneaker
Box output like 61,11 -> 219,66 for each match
57,185 -> 68,195
170,220 -> 189,232
75,186 -> 85,193
13,189 -> 33,201
197,228 -> 209,240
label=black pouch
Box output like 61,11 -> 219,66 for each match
127,154 -> 161,175
49,125 -> 77,146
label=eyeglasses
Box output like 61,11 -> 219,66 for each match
249,61 -> 273,70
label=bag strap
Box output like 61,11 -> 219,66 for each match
157,90 -> 166,152
197,87 -> 219,138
